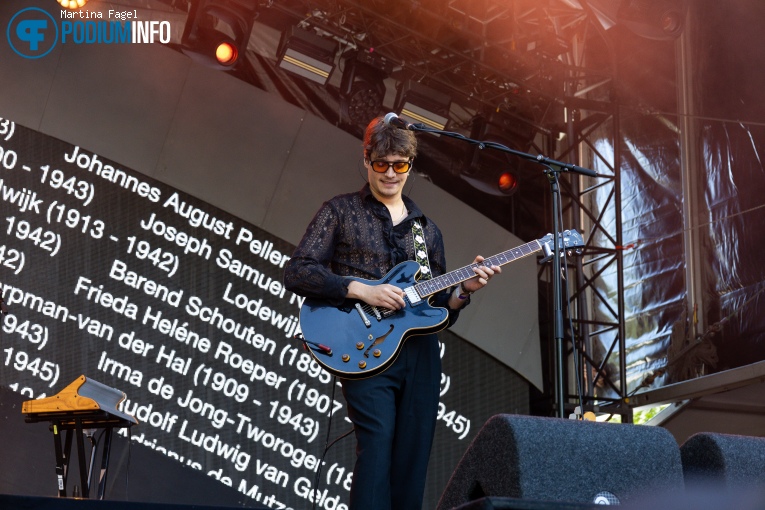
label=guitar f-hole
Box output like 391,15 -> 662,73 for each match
364,324 -> 394,358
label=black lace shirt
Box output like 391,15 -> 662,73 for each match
284,184 -> 463,324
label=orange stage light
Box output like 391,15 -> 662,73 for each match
215,41 -> 238,65
58,0 -> 88,8
498,172 -> 518,193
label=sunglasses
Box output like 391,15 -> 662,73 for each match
369,159 -> 412,174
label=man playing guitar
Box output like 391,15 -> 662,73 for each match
283,115 -> 499,510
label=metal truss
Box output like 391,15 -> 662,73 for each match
263,0 -> 614,123
557,108 -> 631,422
547,23 -> 631,422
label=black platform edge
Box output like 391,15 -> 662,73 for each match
0,493 -> 268,510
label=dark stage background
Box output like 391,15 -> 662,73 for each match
0,121 -> 529,509
5,0 -> 765,508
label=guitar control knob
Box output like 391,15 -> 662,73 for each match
341,354 -> 350,363
358,361 -> 367,369
356,342 -> 365,350
373,349 -> 381,357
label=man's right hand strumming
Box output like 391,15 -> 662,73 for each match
347,281 -> 406,310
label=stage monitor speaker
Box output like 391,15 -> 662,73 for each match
437,414 -> 684,509
681,432 -> 765,488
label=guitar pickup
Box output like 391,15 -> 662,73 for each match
404,286 -> 421,305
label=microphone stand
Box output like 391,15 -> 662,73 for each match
0,289 -> 8,325
402,122 -> 597,418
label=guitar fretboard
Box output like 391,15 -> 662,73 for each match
414,239 -> 543,298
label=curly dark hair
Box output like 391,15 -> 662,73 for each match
363,115 -> 417,160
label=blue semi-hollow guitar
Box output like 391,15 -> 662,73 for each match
298,230 -> 584,379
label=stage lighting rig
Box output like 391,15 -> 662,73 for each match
339,50 -> 390,127
181,0 -> 257,69
277,26 -> 339,85
394,80 -> 452,131
587,0 -> 688,40
459,109 -> 537,197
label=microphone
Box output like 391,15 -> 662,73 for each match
383,112 -> 415,131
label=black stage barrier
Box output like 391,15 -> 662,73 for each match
437,414 -> 684,509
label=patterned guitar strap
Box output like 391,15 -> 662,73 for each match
412,220 -> 433,281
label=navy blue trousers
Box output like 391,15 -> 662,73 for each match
341,334 -> 441,510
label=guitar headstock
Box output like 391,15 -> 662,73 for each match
539,229 -> 585,257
